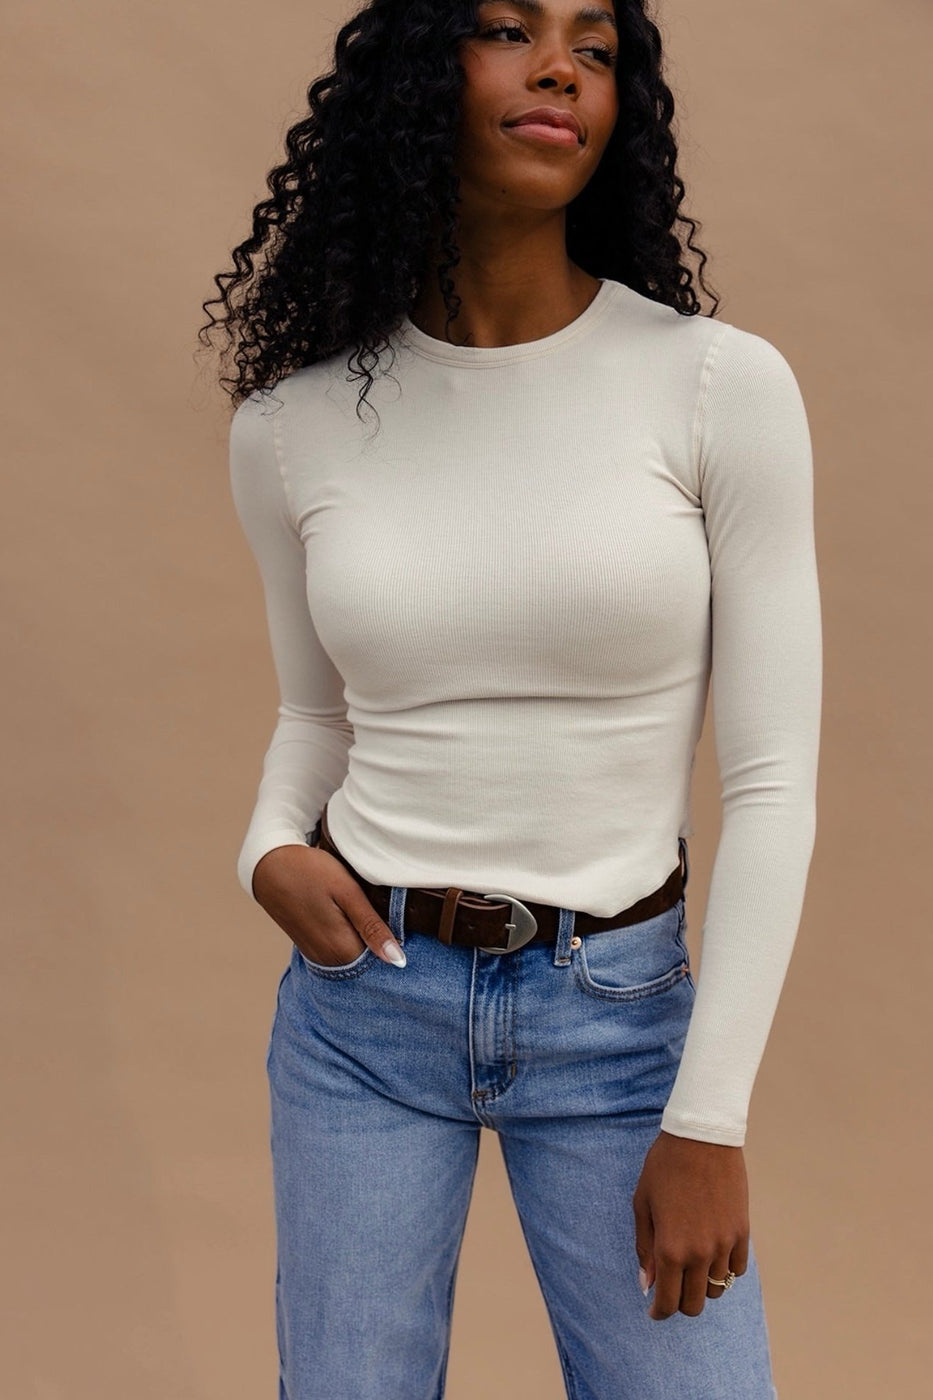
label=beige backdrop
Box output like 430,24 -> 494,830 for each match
3,0 -> 931,1395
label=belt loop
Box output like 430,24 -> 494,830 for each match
438,888 -> 463,946
678,836 -> 690,892
552,905 -> 576,966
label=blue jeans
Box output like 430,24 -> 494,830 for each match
266,840 -> 778,1398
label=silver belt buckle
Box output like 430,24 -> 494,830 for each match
477,892 -> 538,954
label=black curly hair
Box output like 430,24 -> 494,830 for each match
197,0 -> 720,426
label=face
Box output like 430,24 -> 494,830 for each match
455,0 -> 620,215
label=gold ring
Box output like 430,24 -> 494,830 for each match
707,1269 -> 736,1289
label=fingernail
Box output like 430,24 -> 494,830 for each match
382,940 -> 407,967
638,1267 -> 649,1296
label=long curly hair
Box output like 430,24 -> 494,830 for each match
197,0 -> 720,426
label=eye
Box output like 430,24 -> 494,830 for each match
480,20 -> 526,43
479,21 -> 616,68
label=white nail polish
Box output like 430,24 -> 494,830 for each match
382,940 -> 407,967
638,1267 -> 650,1296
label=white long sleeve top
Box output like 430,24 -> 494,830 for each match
228,276 -> 822,1147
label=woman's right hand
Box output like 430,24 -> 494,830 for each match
251,845 -> 407,967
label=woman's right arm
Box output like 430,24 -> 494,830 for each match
228,391 -> 405,967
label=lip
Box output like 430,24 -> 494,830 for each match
502,105 -> 584,145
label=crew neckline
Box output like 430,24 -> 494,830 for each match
396,276 -> 623,366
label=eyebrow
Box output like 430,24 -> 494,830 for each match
476,0 -> 618,34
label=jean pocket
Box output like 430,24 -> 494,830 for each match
295,940 -> 376,980
673,907 -> 696,992
573,899 -> 689,1002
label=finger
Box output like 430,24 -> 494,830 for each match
648,1248 -> 683,1321
333,879 -> 406,966
730,1233 -> 750,1278
675,1260 -> 712,1315
631,1191 -> 655,1296
705,1249 -> 728,1300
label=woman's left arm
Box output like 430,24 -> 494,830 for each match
634,323 -> 823,1319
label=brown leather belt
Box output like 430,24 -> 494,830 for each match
307,802 -> 685,954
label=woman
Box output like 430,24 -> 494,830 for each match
201,1 -> 820,1395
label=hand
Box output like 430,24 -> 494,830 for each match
251,844 -> 407,967
632,1129 -> 749,1320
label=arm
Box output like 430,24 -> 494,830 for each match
228,390 -> 354,901
659,324 -> 823,1147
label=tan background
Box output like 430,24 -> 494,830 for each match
3,0 -> 930,1395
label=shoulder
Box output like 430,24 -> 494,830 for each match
229,388 -> 281,467
696,322 -> 809,447
228,357 -> 344,468
607,281 -> 803,392
703,320 -> 804,396
230,354 -> 344,425
690,321 -> 814,499
604,279 -> 722,356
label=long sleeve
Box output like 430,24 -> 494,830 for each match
659,325 -> 823,1146
228,390 -> 354,900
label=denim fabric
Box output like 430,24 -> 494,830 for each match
265,841 -> 778,1399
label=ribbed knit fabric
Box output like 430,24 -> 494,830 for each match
228,277 -> 822,1146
